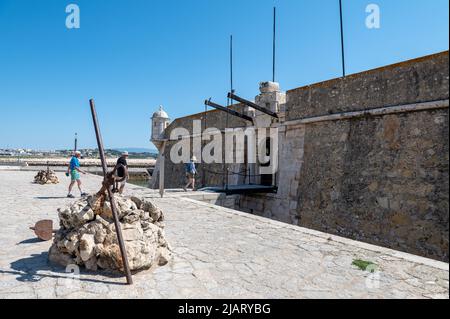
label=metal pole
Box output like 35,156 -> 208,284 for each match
74,133 -> 78,152
273,7 -> 276,82
339,0 -> 346,77
202,104 -> 207,188
230,35 -> 234,94
228,92 -> 279,118
226,35 -> 234,190
205,100 -> 253,122
159,141 -> 166,198
89,99 -> 133,285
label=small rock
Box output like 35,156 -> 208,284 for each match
48,245 -> 75,267
376,197 -> 390,210
158,248 -> 172,266
130,196 -> 143,209
34,170 -> 59,185
79,234 -> 96,262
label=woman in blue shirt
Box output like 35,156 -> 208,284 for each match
67,151 -> 88,198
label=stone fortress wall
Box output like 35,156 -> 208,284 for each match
151,104 -> 250,189
153,51 -> 449,262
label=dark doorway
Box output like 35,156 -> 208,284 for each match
260,137 -> 273,186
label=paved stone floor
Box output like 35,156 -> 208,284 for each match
0,170 -> 448,299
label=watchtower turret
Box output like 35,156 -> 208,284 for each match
151,105 -> 170,148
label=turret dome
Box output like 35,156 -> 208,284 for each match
152,105 -> 169,119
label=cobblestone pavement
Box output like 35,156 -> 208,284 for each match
0,170 -> 448,299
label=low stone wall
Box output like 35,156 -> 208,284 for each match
0,157 -> 156,168
286,51 -> 449,120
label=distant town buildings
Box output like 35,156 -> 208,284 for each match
0,148 -> 157,159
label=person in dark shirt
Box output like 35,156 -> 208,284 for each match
183,156 -> 197,192
115,151 -> 129,194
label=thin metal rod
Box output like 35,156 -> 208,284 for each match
339,0 -> 346,77
226,35 -> 234,190
273,7 -> 276,82
89,99 -> 133,285
74,133 -> 78,152
205,99 -> 253,123
230,35 -> 234,94
159,141 -> 166,198
228,92 -> 279,118
202,103 -> 207,187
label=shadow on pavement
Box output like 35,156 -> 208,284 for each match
1,252 -> 127,285
17,238 -> 43,245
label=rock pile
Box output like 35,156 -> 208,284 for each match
34,170 -> 60,184
49,194 -> 172,272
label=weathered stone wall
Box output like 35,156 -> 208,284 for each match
164,104 -> 248,134
156,51 -> 449,261
287,52 -> 449,120
240,52 -> 449,262
238,124 -> 306,225
156,105 -> 249,189
296,110 -> 449,261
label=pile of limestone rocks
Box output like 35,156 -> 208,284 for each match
34,170 -> 60,184
49,194 -> 172,272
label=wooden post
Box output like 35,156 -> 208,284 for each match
159,141 -> 167,198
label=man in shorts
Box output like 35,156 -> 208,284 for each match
67,151 -> 87,198
183,156 -> 197,192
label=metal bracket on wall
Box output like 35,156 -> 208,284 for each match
228,92 -> 279,119
204,99 -> 254,123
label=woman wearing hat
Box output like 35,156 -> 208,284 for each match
67,151 -> 88,198
183,156 -> 197,191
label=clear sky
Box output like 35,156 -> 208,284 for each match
0,0 -> 448,150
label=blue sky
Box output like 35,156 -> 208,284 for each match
0,0 -> 448,150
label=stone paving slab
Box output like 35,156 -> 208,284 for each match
0,171 -> 448,299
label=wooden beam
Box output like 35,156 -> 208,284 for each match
159,141 -> 167,198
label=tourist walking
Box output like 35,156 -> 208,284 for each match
67,151 -> 87,198
183,156 -> 197,192
115,151 -> 129,194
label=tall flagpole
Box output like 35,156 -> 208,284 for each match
230,34 -> 234,94
273,7 -> 276,82
339,0 -> 346,77
74,133 -> 78,152
224,35 -> 234,190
